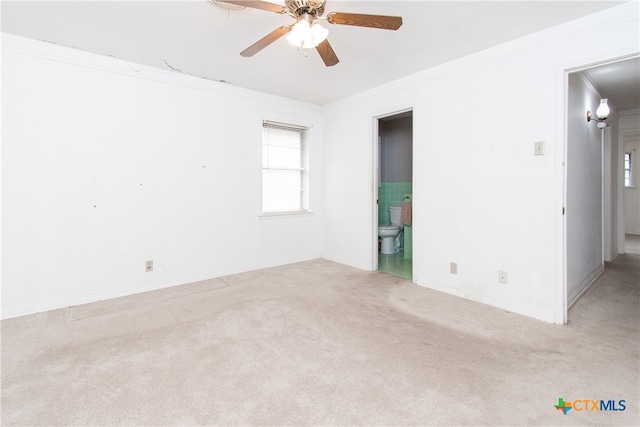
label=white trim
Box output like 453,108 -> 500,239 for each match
610,250 -> 620,261
323,3 -> 638,112
1,281 -> 185,320
553,66 -> 569,325
372,119 -> 380,272
2,33 -> 322,112
261,120 -> 311,215
416,279 -> 556,324
621,127 -> 640,237
371,107 -> 414,277
258,211 -> 313,219
623,150 -> 636,189
559,54 -> 639,324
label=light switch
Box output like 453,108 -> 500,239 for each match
534,141 -> 545,156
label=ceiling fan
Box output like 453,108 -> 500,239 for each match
220,0 -> 403,66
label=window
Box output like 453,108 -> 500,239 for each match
262,121 -> 308,213
624,151 -> 633,188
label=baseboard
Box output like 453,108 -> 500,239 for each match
414,280 -> 555,324
608,250 -> 620,262
567,265 -> 605,309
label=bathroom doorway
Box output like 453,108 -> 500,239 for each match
375,110 -> 413,279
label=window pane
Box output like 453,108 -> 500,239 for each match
263,190 -> 302,211
263,145 -> 301,169
263,169 -> 302,190
262,121 -> 307,213
625,153 -> 632,187
263,127 -> 302,148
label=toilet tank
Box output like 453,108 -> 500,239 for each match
389,205 -> 403,226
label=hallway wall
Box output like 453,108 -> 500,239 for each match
565,73 -> 620,305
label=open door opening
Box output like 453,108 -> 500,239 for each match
564,56 -> 639,321
374,110 -> 413,279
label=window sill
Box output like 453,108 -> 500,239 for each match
259,210 -> 313,219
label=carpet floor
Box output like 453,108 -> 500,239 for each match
2,255 -> 638,426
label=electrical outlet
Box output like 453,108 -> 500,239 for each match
450,262 -> 458,275
499,270 -> 508,284
534,141 -> 545,156
145,260 -> 153,272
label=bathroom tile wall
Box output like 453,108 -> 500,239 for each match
379,181 -> 413,259
404,225 -> 412,259
378,181 -> 412,224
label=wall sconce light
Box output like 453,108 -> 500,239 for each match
587,98 -> 610,129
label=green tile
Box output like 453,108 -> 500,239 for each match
379,181 -> 413,265
379,252 -> 412,279
404,226 -> 412,259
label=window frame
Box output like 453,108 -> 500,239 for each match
261,120 -> 310,216
624,151 -> 634,188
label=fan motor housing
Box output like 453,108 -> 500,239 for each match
285,0 -> 325,17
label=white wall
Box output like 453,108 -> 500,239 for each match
1,34 -> 323,318
3,4 -> 639,324
323,94 -> 415,271
566,73 -> 613,305
322,3 -> 639,323
604,116 -> 620,262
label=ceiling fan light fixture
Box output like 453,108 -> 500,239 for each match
211,0 -> 245,11
286,20 -> 328,49
234,0 -> 402,66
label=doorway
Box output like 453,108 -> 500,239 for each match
621,127 -> 640,254
564,56 -> 640,321
375,110 -> 413,279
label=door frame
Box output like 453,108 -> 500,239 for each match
557,53 -> 639,324
371,108 -> 414,274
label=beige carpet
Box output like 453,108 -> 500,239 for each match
2,255 -> 638,426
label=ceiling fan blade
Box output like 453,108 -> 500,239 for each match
240,26 -> 290,57
219,1 -> 287,14
326,12 -> 403,30
316,39 -> 339,67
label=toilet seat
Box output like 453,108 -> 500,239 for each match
379,225 -> 401,231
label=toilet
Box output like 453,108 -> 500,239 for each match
379,205 -> 404,255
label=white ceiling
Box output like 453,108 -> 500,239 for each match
1,1 -> 630,105
584,58 -> 640,112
